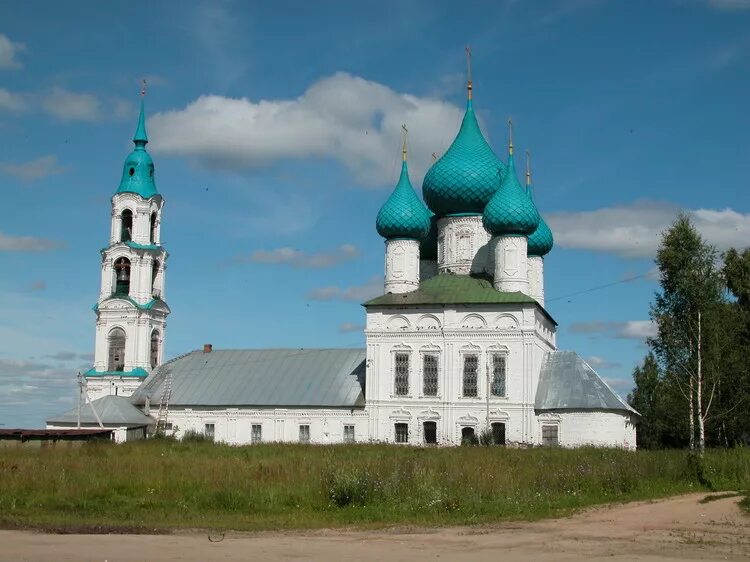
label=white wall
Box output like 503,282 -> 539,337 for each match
365,304 -> 557,445
167,408 -> 369,445
536,410 -> 638,450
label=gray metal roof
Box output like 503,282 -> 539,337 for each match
535,351 -> 638,415
131,348 -> 366,408
47,395 -> 154,426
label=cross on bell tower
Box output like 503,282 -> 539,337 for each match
84,85 -> 171,400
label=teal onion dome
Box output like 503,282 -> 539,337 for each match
526,184 -> 554,256
483,154 -> 540,236
116,100 -> 158,199
420,212 -> 439,260
422,99 -> 506,216
376,159 -> 431,240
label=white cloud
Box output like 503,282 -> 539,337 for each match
149,72 -> 466,186
0,33 -> 25,69
0,88 -> 27,112
547,201 -> 750,259
570,320 -> 657,341
0,155 -> 66,182
584,355 -> 622,369
41,87 -> 103,122
0,231 -> 62,252
307,275 -> 382,302
705,0 -> 750,9
339,322 -> 364,334
239,244 -> 359,268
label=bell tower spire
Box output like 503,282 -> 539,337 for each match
84,85 -> 171,400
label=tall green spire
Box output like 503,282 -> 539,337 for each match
116,91 -> 158,199
133,98 -> 148,148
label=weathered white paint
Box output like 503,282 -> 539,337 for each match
494,235 -> 529,293
384,238 -> 420,293
537,411 -> 638,450
437,215 -> 492,275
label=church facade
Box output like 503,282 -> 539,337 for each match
48,78 -> 638,448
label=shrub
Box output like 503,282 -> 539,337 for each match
181,429 -> 213,443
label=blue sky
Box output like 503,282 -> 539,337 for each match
1,0 -> 749,427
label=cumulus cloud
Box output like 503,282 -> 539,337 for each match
0,33 -> 25,69
307,275 -> 382,302
237,244 -> 359,268
570,320 -> 658,340
0,155 -> 66,182
339,322 -> 365,334
0,231 -> 63,252
149,72 -> 466,186
41,87 -> 103,122
0,87 -> 27,112
584,355 -> 622,369
547,201 -> 750,259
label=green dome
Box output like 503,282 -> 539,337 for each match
420,212 -> 439,260
116,100 -> 158,199
526,184 -> 554,256
422,99 -> 506,216
376,160 -> 431,240
483,154 -> 540,236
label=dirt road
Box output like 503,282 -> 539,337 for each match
1,493 -> 748,561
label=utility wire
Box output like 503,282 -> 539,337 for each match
547,272 -> 651,303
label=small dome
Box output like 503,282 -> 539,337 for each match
376,160 -> 431,240
420,212 -> 439,260
116,100 -> 159,199
526,184 -> 554,256
528,217 -> 554,256
483,154 -> 540,236
422,100 -> 506,216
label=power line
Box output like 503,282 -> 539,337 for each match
547,272 -> 651,303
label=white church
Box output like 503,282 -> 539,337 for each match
47,76 -> 639,448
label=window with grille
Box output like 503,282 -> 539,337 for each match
491,422 -> 506,445
394,423 -> 409,443
204,423 -> 215,441
343,425 -> 355,443
299,425 -> 310,443
462,354 -> 478,397
394,352 -> 410,396
422,354 -> 438,396
542,425 -> 559,446
491,354 -> 507,397
251,424 -> 262,444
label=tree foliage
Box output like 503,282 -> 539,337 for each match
630,214 -> 749,448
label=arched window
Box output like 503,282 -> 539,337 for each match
150,329 -> 160,369
107,327 -> 126,372
150,212 -> 157,244
113,257 -> 131,295
151,259 -> 160,298
461,426 -> 476,445
121,209 -> 133,242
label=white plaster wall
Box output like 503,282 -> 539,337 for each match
167,408 -> 369,445
527,256 -> 544,306
365,304 -> 557,445
536,411 -> 638,450
384,239 -> 420,293
437,216 -> 492,275
494,235 -> 529,293
85,377 -> 144,400
110,193 -> 164,246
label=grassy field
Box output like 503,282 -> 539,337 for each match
0,442 -> 747,532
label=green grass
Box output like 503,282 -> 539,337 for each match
0,443 -> 748,532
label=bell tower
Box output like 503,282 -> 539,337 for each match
85,88 -> 171,400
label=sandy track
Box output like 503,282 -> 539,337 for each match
1,493 -> 748,561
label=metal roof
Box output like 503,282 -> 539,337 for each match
131,348 -> 366,408
363,274 -> 557,325
46,395 -> 154,426
535,351 -> 638,415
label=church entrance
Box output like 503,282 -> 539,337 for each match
461,426 -> 476,445
491,422 -> 506,445
423,421 -> 437,444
